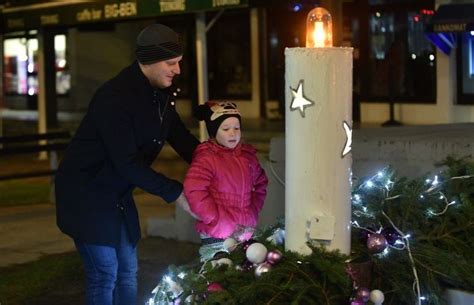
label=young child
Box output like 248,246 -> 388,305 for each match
184,101 -> 268,261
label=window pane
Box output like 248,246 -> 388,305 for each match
471,37 -> 474,78
368,12 -> 395,97
207,9 -> 251,99
3,38 -> 28,94
266,5 -> 304,102
406,11 -> 436,100
27,38 -> 38,96
368,10 -> 435,101
461,33 -> 474,95
55,34 -> 70,95
3,35 -> 70,96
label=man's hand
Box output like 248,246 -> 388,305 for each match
175,192 -> 201,220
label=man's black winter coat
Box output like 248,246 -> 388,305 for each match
55,61 -> 199,246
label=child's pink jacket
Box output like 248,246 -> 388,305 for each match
184,140 -> 268,239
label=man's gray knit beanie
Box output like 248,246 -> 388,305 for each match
136,24 -> 183,64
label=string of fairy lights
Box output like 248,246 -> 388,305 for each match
351,168 -> 474,305
147,167 -> 473,304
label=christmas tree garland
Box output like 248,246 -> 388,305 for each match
148,157 -> 474,305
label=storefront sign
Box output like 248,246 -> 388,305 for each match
159,0 -> 186,13
40,14 -> 59,25
1,0 -> 248,33
76,9 -> 103,22
213,0 -> 241,7
434,23 -> 466,32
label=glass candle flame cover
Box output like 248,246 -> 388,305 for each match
306,7 -> 333,48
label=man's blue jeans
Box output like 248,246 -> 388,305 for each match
74,223 -> 137,305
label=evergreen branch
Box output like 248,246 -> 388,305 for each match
286,261 -> 331,304
287,261 -> 319,289
264,290 -> 283,305
284,272 -> 294,287
413,257 -> 452,280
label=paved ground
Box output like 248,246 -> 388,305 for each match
0,191 -> 201,305
0,155 -> 201,304
0,193 -> 177,267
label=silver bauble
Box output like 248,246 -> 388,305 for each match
254,262 -> 272,277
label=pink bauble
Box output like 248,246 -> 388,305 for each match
266,249 -> 283,265
207,282 -> 224,292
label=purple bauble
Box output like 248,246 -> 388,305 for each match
367,233 -> 388,253
356,287 -> 371,303
381,227 -> 402,246
266,250 -> 283,265
350,301 -> 365,305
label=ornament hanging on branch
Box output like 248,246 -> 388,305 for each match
223,238 -> 238,252
210,257 -> 233,269
370,289 -> 385,305
381,227 -> 402,246
355,287 -> 370,303
266,249 -> 283,265
246,242 -> 268,264
366,233 -> 388,254
267,228 -> 286,246
255,262 -> 272,278
207,282 -> 224,292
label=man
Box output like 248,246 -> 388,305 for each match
55,24 -> 200,305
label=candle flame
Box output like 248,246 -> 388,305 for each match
312,21 -> 326,48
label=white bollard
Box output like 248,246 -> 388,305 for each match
285,47 -> 352,255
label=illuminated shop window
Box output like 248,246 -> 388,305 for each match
3,38 -> 29,95
55,34 -> 70,95
3,34 -> 70,96
470,33 -> 474,78
367,9 -> 435,102
457,32 -> 474,104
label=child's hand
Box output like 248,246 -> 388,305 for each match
175,192 -> 201,220
232,225 -> 255,242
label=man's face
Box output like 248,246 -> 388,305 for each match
142,56 -> 182,89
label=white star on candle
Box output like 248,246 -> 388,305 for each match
290,81 -> 314,118
342,121 -> 352,157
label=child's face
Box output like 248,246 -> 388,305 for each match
215,117 -> 241,149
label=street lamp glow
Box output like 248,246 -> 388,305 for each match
306,7 -> 332,48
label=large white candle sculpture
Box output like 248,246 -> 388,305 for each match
285,7 -> 353,255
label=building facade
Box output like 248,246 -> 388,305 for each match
1,0 -> 473,130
